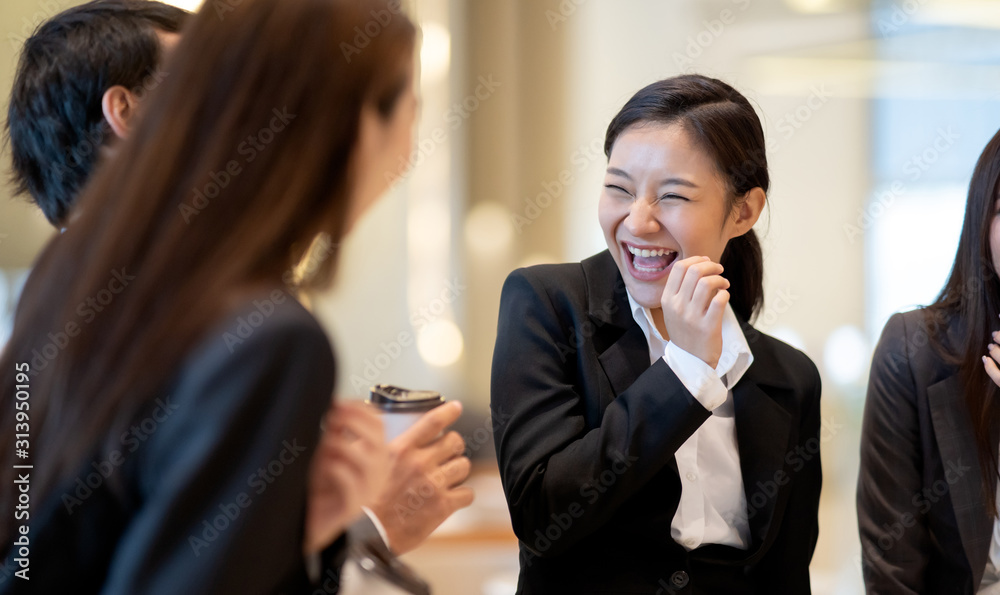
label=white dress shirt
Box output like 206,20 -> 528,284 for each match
626,290 -> 753,551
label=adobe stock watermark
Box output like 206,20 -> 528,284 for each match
222,235 -> 337,352
383,75 -> 501,187
60,396 -> 180,514
5,0 -> 68,52
856,457 -> 972,573
521,449 -> 639,567
462,407 -> 512,458
770,85 -> 833,151
349,278 -> 467,394
545,0 -> 589,31
188,437 -> 308,556
220,289 -> 290,353
391,409 -> 513,523
672,0 -> 752,71
746,288 -> 799,340
27,268 -> 136,376
335,0 -> 405,62
843,126 -> 959,243
511,137 -> 605,234
726,414 -> 843,526
553,296 -> 622,364
178,107 -> 296,224
47,68 -> 170,183
875,0 -> 930,37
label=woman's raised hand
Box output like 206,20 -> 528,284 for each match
660,255 -> 730,368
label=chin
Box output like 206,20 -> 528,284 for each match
622,278 -> 664,310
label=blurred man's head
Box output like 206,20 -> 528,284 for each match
5,0 -> 188,227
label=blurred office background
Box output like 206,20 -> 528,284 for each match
3,0 -> 1000,592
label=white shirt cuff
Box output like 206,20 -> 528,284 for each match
362,506 -> 392,549
663,341 -> 728,411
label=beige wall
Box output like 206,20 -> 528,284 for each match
0,0 -> 70,268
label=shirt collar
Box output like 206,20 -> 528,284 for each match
625,289 -> 754,390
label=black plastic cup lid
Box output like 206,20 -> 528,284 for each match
367,384 -> 445,412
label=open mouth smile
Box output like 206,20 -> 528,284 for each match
621,241 -> 678,281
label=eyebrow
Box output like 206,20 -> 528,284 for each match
605,167 -> 699,188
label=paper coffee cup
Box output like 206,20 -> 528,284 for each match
367,384 -> 445,441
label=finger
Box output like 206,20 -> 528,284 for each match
705,288 -> 730,326
677,261 -> 724,304
320,464 -> 364,514
320,421 -> 389,473
989,342 -> 1000,365
434,455 -> 472,488
690,275 -> 730,315
663,256 -> 702,298
395,400 -> 462,448
446,486 -> 475,511
984,355 -> 1000,387
316,437 -> 370,479
329,402 -> 384,445
429,431 -> 467,464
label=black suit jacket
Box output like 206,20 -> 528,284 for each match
490,251 -> 823,594
0,293 -> 347,594
858,309 -> 998,594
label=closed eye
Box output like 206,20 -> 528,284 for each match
659,193 -> 689,201
605,184 -> 633,197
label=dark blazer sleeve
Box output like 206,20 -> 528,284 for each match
98,298 -> 341,594
491,267 -> 713,558
858,312 -> 929,594
754,360 -> 822,593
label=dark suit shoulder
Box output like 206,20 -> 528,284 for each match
188,290 -> 333,371
501,262 -> 589,319
872,308 -> 956,390
744,326 -> 820,394
505,262 -> 586,294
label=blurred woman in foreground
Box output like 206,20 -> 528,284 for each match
0,0 -> 417,592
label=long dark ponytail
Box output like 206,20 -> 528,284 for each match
604,74 -> 768,321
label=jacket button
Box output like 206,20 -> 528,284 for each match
670,570 -> 689,588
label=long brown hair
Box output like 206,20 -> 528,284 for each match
604,74 -> 768,322
0,0 -> 415,545
925,127 -> 1000,518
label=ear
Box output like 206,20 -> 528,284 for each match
101,85 -> 139,140
729,187 -> 766,237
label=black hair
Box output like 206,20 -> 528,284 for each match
925,127 -> 1000,518
604,74 -> 768,321
5,0 -> 189,226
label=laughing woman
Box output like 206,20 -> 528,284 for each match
859,128 -> 1000,594
491,75 -> 823,594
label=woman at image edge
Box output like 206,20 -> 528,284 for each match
859,127 -> 1000,594
491,75 -> 823,594
0,0 -> 417,592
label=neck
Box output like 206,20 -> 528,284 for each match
650,307 -> 670,341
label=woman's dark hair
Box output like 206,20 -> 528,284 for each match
925,127 -> 1000,519
5,0 -> 190,226
0,0 -> 415,545
604,74 -> 768,322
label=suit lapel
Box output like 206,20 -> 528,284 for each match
927,375 -> 992,588
733,375 -> 792,556
596,325 -> 651,397
582,251 -> 650,401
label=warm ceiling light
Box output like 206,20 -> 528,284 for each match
162,0 -> 203,11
